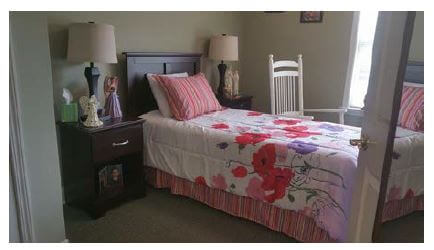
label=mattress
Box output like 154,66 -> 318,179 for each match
139,108 -> 423,241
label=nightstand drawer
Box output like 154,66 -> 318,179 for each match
91,124 -> 143,164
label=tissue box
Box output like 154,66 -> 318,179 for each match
61,103 -> 78,122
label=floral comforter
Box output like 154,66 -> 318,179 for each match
140,108 -> 423,241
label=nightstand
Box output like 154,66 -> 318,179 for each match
219,95 -> 253,110
58,117 -> 146,218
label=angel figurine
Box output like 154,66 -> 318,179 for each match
104,76 -> 122,118
81,95 -> 103,127
79,95 -> 90,116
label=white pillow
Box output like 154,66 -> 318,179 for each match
404,81 -> 424,88
147,72 -> 188,117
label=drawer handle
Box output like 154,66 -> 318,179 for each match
112,140 -> 129,147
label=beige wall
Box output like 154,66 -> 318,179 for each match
240,11 -> 423,123
409,11 -> 424,61
239,12 -> 354,122
46,11 -> 243,120
44,11 -> 423,121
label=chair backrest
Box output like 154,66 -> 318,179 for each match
268,54 -> 304,115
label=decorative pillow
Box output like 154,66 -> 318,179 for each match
147,72 -> 188,117
155,73 -> 222,121
398,84 -> 424,132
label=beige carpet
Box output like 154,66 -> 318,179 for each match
64,187 -> 423,243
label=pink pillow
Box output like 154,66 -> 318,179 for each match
398,85 -> 424,132
155,73 -> 222,120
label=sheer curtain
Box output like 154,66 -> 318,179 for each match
348,11 -> 379,109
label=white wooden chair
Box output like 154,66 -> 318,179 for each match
268,54 -> 347,124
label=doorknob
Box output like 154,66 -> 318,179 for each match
350,135 -> 375,151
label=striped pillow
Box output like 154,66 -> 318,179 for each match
398,85 -> 424,132
155,73 -> 222,120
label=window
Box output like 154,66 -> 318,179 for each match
348,11 -> 379,109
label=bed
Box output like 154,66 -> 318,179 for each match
123,52 -> 424,242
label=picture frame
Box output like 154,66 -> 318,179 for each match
98,164 -> 124,195
106,164 -> 124,188
300,11 -> 323,23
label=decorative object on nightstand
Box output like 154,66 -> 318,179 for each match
61,88 -> 78,122
58,117 -> 146,218
219,95 -> 253,110
224,68 -> 233,98
232,70 -> 239,96
80,95 -> 103,127
103,76 -> 122,118
67,22 -> 118,102
223,68 -> 241,98
209,34 -> 238,99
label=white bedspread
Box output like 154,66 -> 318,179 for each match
139,109 -> 423,241
387,126 -> 424,201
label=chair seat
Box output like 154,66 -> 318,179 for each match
281,111 -> 314,121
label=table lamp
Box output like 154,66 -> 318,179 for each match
209,34 -> 238,99
67,22 -> 118,99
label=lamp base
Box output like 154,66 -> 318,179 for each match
84,63 -> 100,97
217,62 -> 227,99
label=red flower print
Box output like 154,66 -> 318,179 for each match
285,132 -> 310,138
245,177 -> 265,201
247,111 -> 263,116
262,167 -> 295,203
404,188 -> 414,199
212,174 -> 227,190
250,144 -> 295,203
261,168 -> 294,190
283,126 -> 321,138
252,144 -> 276,176
264,181 -> 287,203
195,176 -> 207,186
273,119 -> 301,126
232,166 -> 248,178
235,132 -> 271,145
283,125 -> 309,132
212,123 -> 229,129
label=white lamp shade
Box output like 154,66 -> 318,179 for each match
67,23 -> 118,63
209,35 -> 238,61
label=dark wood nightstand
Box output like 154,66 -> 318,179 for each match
219,95 -> 253,110
58,117 -> 146,219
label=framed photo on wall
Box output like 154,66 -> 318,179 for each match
300,11 -> 324,23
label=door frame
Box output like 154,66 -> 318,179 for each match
9,34 -> 34,242
371,11 -> 416,242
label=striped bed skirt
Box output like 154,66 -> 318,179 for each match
382,195 -> 423,222
146,167 -> 423,242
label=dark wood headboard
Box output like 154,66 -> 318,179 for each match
405,61 -> 424,84
123,52 -> 202,116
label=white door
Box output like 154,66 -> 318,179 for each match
347,11 -> 415,242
